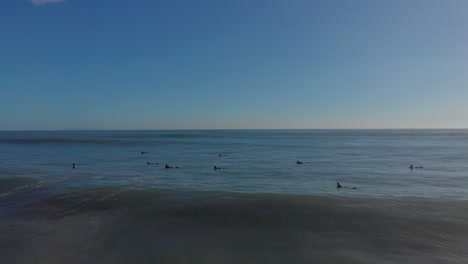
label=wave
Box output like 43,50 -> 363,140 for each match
2,129 -> 467,146
2,186 -> 468,263
0,176 -> 40,193
13,186 -> 468,224
0,137 -> 118,145
0,132 -> 204,145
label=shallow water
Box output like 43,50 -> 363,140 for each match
1,130 -> 468,263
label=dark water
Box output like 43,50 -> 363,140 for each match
1,130 -> 468,263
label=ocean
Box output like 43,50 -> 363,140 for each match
1,129 -> 468,263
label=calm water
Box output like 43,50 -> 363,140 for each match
1,130 -> 468,263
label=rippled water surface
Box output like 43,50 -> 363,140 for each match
1,130 -> 468,263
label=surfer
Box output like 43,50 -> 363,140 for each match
147,162 -> 158,165
296,160 -> 303,165
336,182 -> 358,189
165,164 -> 179,169
409,164 -> 414,169
72,163 -> 76,169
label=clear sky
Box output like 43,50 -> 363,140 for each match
1,0 -> 467,130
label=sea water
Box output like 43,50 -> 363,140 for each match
1,130 -> 468,263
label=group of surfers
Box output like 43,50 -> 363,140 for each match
71,153 -> 422,189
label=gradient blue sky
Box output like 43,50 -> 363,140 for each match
1,0 -> 467,130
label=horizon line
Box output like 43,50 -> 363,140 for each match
1,128 -> 468,132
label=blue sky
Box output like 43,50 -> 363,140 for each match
1,0 -> 467,130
